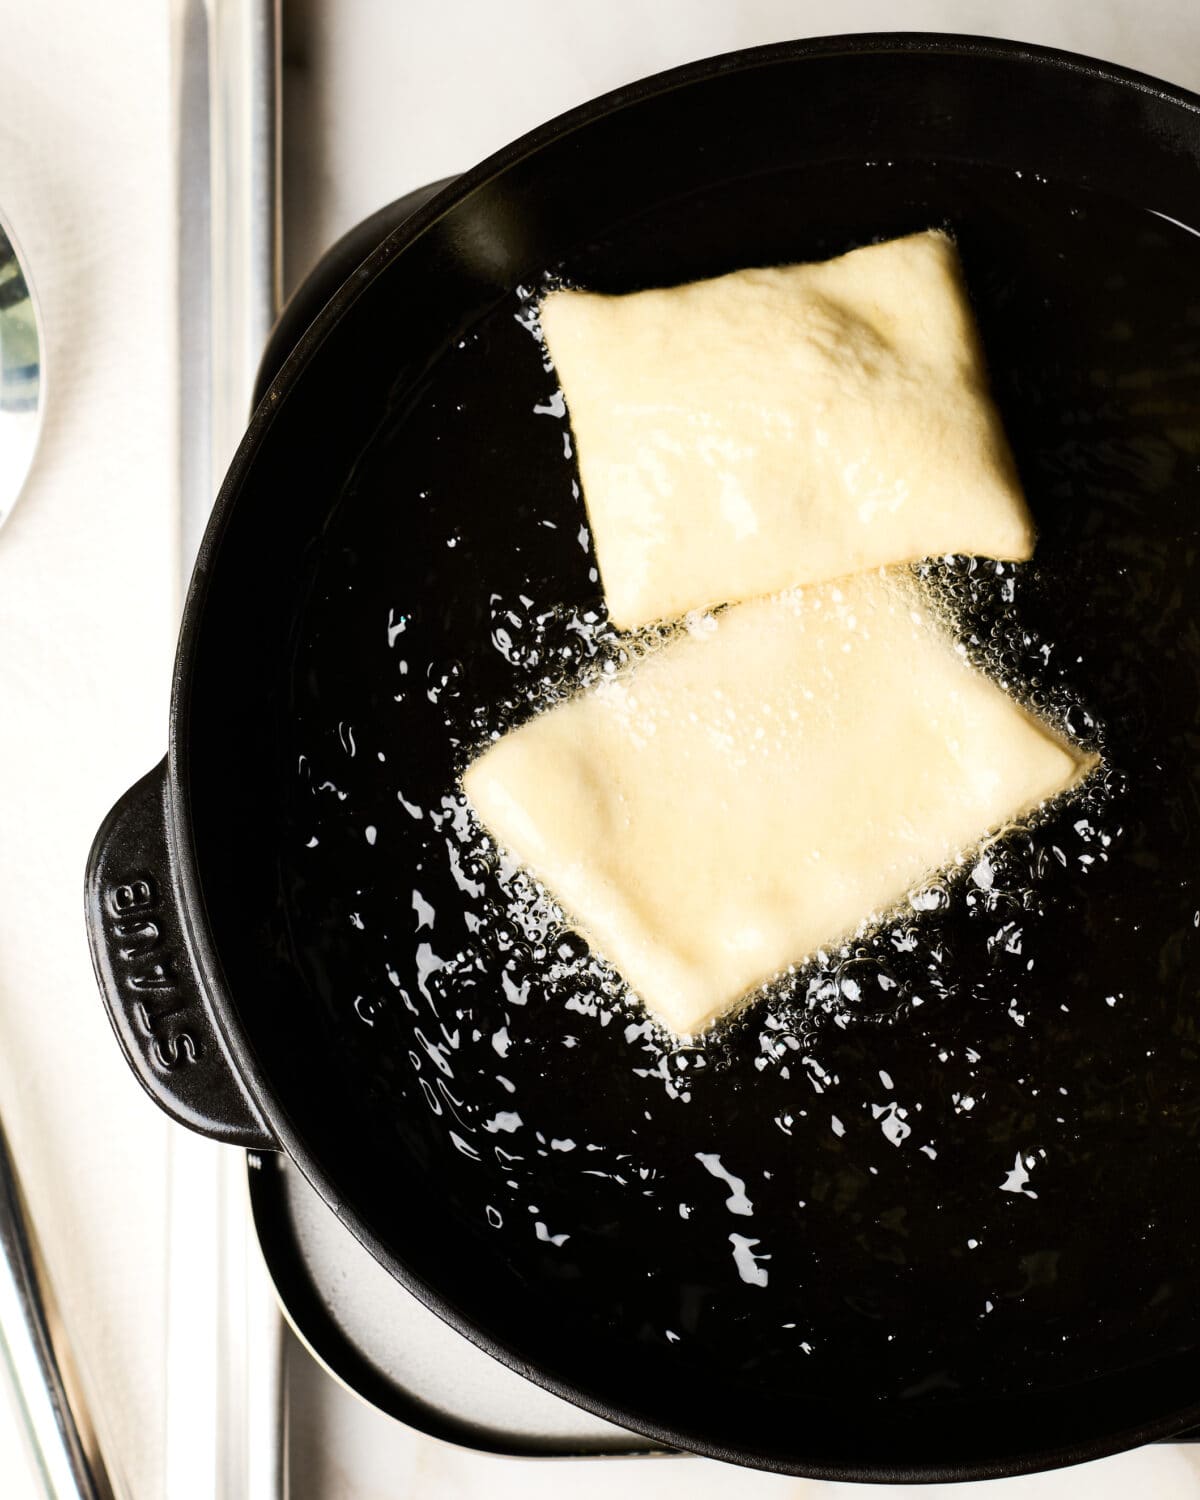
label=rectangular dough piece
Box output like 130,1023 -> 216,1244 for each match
463,571 -> 1093,1037
539,231 -> 1035,630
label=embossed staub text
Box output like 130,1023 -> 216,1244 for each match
105,874 -> 199,1070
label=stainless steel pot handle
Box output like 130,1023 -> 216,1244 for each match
84,761 -> 274,1150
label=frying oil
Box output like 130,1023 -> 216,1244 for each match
280,161 -> 1200,1405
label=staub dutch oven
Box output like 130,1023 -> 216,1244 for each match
87,35 -> 1200,1481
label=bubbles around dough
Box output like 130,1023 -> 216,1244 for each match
463,570 -> 1095,1038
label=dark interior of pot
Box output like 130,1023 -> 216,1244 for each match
181,40 -> 1200,1478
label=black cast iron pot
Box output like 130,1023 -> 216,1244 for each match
86,34 -> 1200,1481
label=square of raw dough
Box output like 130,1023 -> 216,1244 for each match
539,231 -> 1035,630
463,571 -> 1093,1037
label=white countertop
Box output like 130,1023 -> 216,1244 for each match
4,1 -> 1200,1497
0,3 -> 174,1498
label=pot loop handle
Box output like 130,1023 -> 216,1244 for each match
85,760 -> 276,1150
